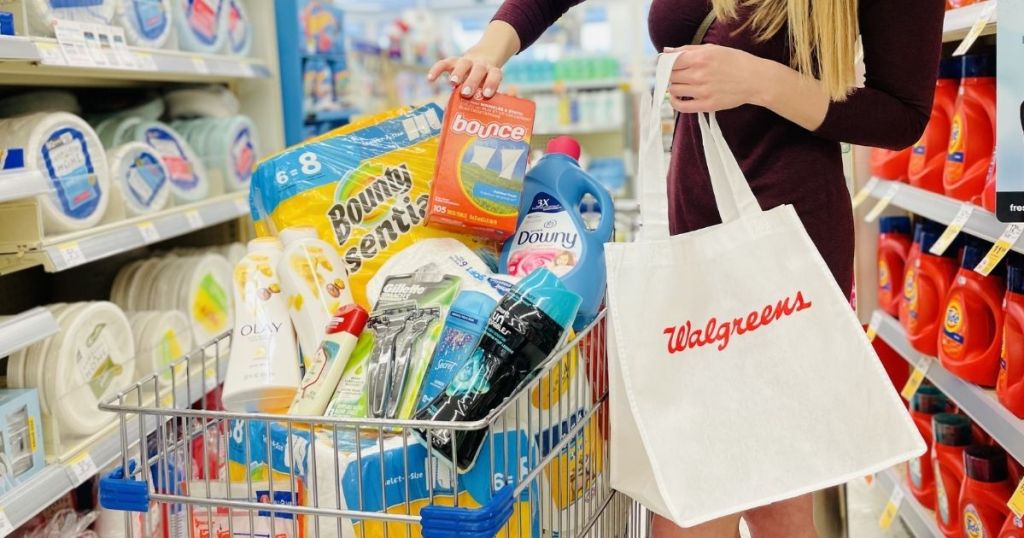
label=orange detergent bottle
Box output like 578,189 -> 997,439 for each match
939,240 -> 1007,386
900,221 -> 932,329
933,413 -> 973,537
982,148 -> 997,212
944,55 -> 997,202
960,445 -> 1014,538
879,216 -> 914,317
909,58 -> 961,194
906,227 -> 960,356
997,255 -> 1024,418
871,147 -> 913,182
908,385 -> 951,510
1002,513 -> 1024,537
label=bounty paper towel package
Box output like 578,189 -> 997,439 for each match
250,104 -> 498,308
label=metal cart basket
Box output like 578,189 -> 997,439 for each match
98,312 -> 650,538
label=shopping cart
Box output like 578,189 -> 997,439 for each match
98,311 -> 650,537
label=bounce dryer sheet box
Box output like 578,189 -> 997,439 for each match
427,92 -> 536,240
250,104 -> 498,308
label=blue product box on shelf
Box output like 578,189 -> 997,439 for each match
298,0 -> 345,56
0,388 -> 45,495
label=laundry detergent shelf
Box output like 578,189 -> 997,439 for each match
958,445 -> 1013,538
932,413 -> 972,537
500,136 -> 613,331
878,216 -> 913,317
943,55 -> 996,203
907,385 -> 950,510
909,57 -> 960,194
997,255 -> 1024,418
903,224 -> 959,357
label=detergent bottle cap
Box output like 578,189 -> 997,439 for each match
933,413 -> 972,446
919,228 -> 949,256
1008,254 -> 1024,295
963,54 -> 996,79
246,237 -> 283,253
546,136 -> 581,161
910,385 -> 949,414
964,445 -> 1009,482
447,291 -> 498,335
278,226 -> 319,245
879,216 -> 912,236
325,304 -> 369,337
938,57 -> 962,80
961,240 -> 1006,277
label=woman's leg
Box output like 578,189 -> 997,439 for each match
742,493 -> 818,538
651,514 -> 742,538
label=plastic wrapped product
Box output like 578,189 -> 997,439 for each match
26,0 -> 116,37
173,0 -> 227,53
128,310 -> 193,392
0,112 -> 110,233
128,121 -> 211,203
118,0 -> 173,48
171,115 -> 258,192
225,0 -> 251,56
0,91 -> 80,118
164,86 -> 241,119
107,142 -> 171,216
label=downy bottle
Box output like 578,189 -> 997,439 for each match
222,238 -> 302,413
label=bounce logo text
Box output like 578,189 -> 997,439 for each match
450,113 -> 527,141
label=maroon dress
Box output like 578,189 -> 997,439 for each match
494,0 -> 945,296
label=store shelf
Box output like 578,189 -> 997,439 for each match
874,311 -> 1024,462
874,464 -> 942,538
0,193 -> 249,274
867,178 -> 1023,254
0,36 -> 272,86
0,307 -> 59,359
510,79 -> 626,92
535,124 -> 625,136
0,169 -> 50,204
0,361 -> 227,534
943,1 -> 997,43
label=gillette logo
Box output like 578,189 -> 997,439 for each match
450,113 -> 527,141
382,282 -> 426,301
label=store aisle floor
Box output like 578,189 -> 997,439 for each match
846,478 -> 913,538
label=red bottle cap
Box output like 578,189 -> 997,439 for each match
933,413 -> 972,446
546,136 -> 581,160
964,445 -> 1009,482
325,304 -> 369,337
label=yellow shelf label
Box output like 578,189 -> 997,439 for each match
975,223 -> 1023,276
879,486 -> 905,529
864,183 -> 900,223
851,177 -> 881,210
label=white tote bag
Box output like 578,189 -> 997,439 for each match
605,52 -> 925,528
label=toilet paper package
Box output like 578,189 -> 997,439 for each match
227,421 -> 540,538
250,104 -> 499,308
0,112 -> 110,234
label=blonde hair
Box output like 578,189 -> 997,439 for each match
711,0 -> 859,101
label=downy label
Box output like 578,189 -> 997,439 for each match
42,127 -> 101,218
505,192 -> 581,277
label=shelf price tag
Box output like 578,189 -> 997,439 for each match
953,1 -> 997,56
138,221 -> 160,243
866,311 -> 883,343
0,509 -> 14,537
975,223 -> 1023,276
900,355 -> 933,400
185,210 -> 204,230
133,52 -> 158,71
57,242 -> 86,269
65,452 -> 98,487
1008,477 -> 1024,518
851,177 -> 880,210
53,20 -> 94,67
930,205 -> 974,256
36,43 -> 67,66
191,56 -> 210,75
878,486 -> 905,530
239,62 -> 255,77
864,183 -> 900,223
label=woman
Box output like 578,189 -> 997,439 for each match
428,0 -> 945,536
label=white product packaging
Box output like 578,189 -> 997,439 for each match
107,142 -> 171,216
164,86 -> 240,119
219,242 -> 246,266
129,121 -> 211,203
171,115 -> 259,192
173,0 -> 227,53
366,238 -> 518,303
0,91 -> 81,118
177,252 -> 233,344
225,0 -> 251,56
129,310 -> 194,392
117,0 -> 174,48
276,227 -> 354,368
47,302 -> 136,438
95,115 -> 144,148
26,0 -> 117,36
0,112 -> 111,234
222,238 -> 301,413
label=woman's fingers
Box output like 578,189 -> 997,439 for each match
670,97 -> 715,114
481,67 -> 503,98
427,57 -> 458,82
669,82 -> 701,100
448,57 -> 474,85
461,62 -> 490,96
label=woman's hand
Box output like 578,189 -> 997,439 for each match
427,20 -> 521,99
665,44 -> 773,113
664,44 -> 830,131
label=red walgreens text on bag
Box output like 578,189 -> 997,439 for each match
944,55 -> 997,202
960,445 -> 1013,538
905,226 -> 960,356
932,413 -> 973,537
909,58 -> 960,194
997,255 -> 1024,418
939,240 -> 1006,386
878,216 -> 913,317
907,385 -> 951,510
